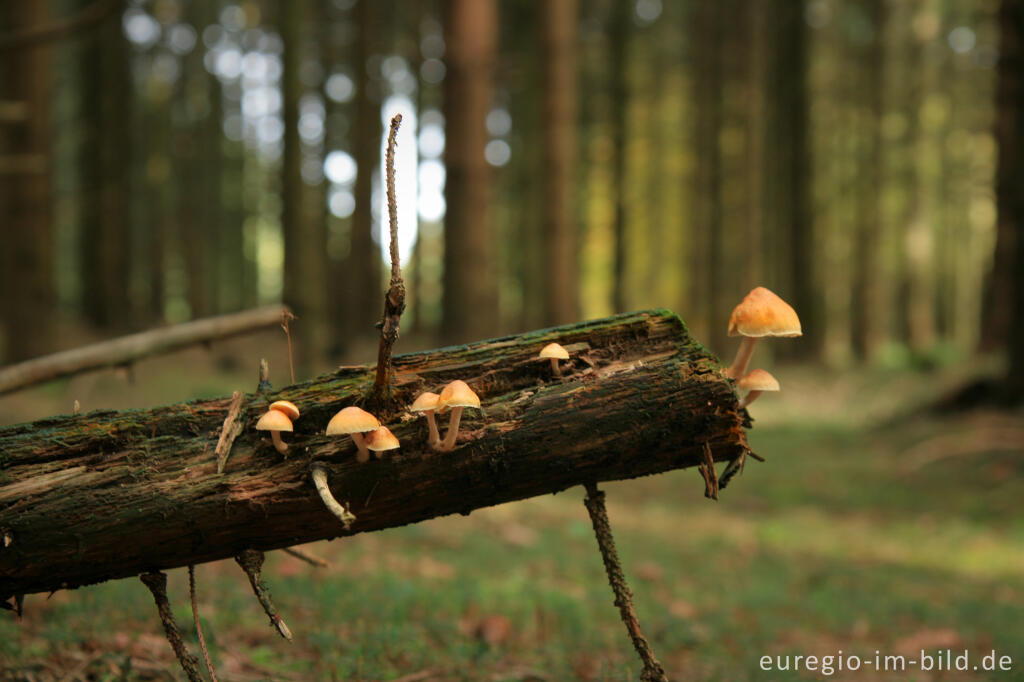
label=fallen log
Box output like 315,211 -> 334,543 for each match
0,304 -> 290,395
0,309 -> 751,602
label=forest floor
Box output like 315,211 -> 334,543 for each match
1,330 -> 1023,681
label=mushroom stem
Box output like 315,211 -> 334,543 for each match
270,431 -> 289,455
350,433 -> 370,462
425,410 -> 441,449
550,358 -> 562,377
311,465 -> 356,529
440,406 -> 464,452
739,390 -> 763,409
726,337 -> 758,379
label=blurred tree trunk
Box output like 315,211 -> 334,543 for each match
540,0 -> 578,326
851,0 -> 887,361
609,0 -> 629,314
79,3 -> 133,331
442,0 -> 498,342
763,0 -> 818,360
143,85 -> 170,325
985,1 -> 1024,359
995,0 -> 1024,392
0,3 -> 54,361
902,29 -> 936,354
173,4 -> 220,321
282,0 -> 328,372
692,0 -> 724,351
347,0 -> 383,343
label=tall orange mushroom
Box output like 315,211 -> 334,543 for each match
725,287 -> 801,379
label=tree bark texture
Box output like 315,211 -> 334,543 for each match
0,310 -> 751,601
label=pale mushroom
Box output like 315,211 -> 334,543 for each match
326,406 -> 380,462
365,426 -> 400,459
737,369 -> 780,408
256,408 -> 293,455
410,392 -> 441,449
539,342 -> 570,377
437,380 -> 481,452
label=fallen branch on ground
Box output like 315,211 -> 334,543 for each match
0,305 -> 292,395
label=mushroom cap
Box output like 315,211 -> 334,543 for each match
539,342 -> 570,360
365,426 -> 400,451
736,369 -> 780,392
410,392 -> 440,413
256,409 -> 293,432
326,406 -> 380,435
727,287 -> 802,338
269,400 -> 300,421
438,380 -> 481,410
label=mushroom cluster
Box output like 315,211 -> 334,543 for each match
326,406 -> 398,462
411,379 -> 481,452
724,286 -> 801,411
255,400 -> 301,455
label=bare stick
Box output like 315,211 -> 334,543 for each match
281,546 -> 330,568
280,310 -> 297,385
373,114 -> 407,402
189,565 -> 219,682
0,305 -> 290,395
214,391 -> 246,474
139,572 -> 203,682
583,483 -> 668,682
234,549 -> 293,641
311,464 -> 356,529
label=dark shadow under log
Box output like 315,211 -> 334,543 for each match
0,310 -> 751,601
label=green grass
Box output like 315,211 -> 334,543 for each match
2,357 -> 1024,680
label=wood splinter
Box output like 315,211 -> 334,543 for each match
234,549 -> 293,641
311,464 -> 356,529
698,442 -> 719,500
214,391 -> 246,474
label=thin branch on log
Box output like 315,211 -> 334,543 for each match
139,572 -> 203,682
372,114 -> 407,406
0,305 -> 291,395
312,464 -> 357,529
235,550 -> 293,641
214,392 -> 246,474
583,483 -> 668,682
0,0 -> 120,51
189,565 -> 219,682
281,546 -> 330,568
0,310 -> 750,599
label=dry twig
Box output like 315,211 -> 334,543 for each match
583,483 -> 668,682
139,571 -> 203,682
234,549 -> 293,641
372,114 -> 407,404
189,565 -> 219,682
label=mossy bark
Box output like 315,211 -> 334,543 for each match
0,310 -> 751,601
